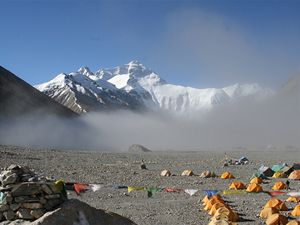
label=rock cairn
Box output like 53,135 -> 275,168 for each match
0,165 -> 65,222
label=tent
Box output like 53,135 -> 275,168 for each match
272,181 -> 287,190
213,207 -> 239,222
286,197 -> 300,202
229,181 -> 246,190
246,183 -> 263,192
250,177 -> 263,184
209,202 -> 229,216
288,170 -> 300,180
204,198 -> 225,211
238,156 -> 249,165
264,198 -> 288,211
272,163 -> 287,172
160,170 -> 171,177
281,166 -> 294,176
259,165 -> 274,177
259,207 -> 279,219
250,172 -> 267,180
220,172 -> 235,179
291,204 -> 300,217
266,213 -> 288,225
293,163 -> 300,170
202,195 -> 223,206
181,169 -> 194,176
272,171 -> 287,178
200,170 -> 216,178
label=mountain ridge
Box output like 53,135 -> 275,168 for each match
35,61 -> 274,114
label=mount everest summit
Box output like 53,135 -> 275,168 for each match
35,61 -> 274,114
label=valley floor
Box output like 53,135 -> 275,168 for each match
0,145 -> 299,225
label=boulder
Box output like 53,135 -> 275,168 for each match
0,199 -> 137,225
128,144 -> 151,153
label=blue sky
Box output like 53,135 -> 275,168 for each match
1,0 -> 300,89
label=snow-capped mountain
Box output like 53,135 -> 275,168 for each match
35,61 -> 274,114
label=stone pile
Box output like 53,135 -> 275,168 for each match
0,165 -> 65,222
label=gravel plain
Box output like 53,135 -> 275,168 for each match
0,145 -> 299,225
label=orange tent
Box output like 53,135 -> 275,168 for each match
181,169 -> 194,176
291,204 -> 300,217
209,202 -> 229,216
250,177 -> 263,184
202,194 -> 223,206
213,207 -> 239,222
272,181 -> 287,190
286,197 -> 300,202
229,181 -> 246,190
264,198 -> 288,211
287,220 -> 300,225
266,213 -> 288,225
204,197 -> 225,211
246,183 -> 263,192
289,170 -> 300,180
221,172 -> 235,179
259,207 -> 279,219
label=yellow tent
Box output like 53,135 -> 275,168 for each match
264,198 -> 288,211
208,218 -> 238,225
160,170 -> 171,177
259,207 -> 279,219
266,213 -> 288,225
202,194 -> 223,206
200,170 -> 216,178
286,197 -> 300,202
291,204 -> 300,217
229,181 -> 246,190
202,195 -> 210,204
204,197 -> 225,211
246,183 -> 263,192
209,202 -> 229,216
272,171 -> 286,178
213,207 -> 239,222
272,181 -> 287,190
287,220 -> 300,225
250,177 -> 263,184
221,172 -> 235,179
181,169 -> 193,176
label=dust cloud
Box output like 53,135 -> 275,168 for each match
0,80 -> 299,151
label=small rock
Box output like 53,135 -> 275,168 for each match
0,204 -> 9,212
16,208 -> 33,220
14,196 -> 40,203
22,202 -> 43,209
10,203 -> 21,211
41,184 -> 53,195
11,183 -> 41,197
3,210 -> 15,221
44,194 -> 61,200
30,208 -> 46,219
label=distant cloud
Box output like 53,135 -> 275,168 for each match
149,8 -> 300,88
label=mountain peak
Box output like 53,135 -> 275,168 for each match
77,66 -> 93,76
127,60 -> 142,66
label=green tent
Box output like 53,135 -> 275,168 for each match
272,163 -> 287,172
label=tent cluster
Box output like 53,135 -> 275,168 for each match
227,179 -> 263,193
202,194 -> 239,225
221,154 -> 249,167
259,197 -> 300,224
253,163 -> 300,180
160,170 -> 227,178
